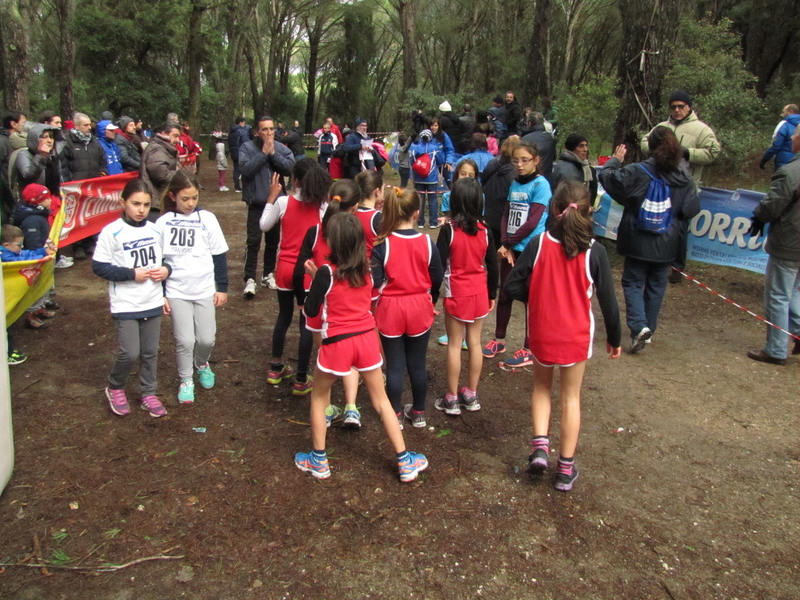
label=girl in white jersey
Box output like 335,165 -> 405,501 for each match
157,170 -> 229,404
93,179 -> 170,418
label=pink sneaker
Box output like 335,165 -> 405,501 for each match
140,395 -> 167,418
105,387 -> 130,416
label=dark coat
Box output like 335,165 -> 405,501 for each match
521,128 -> 556,178
481,157 -> 517,231
238,138 -> 294,207
598,156 -> 700,263
13,202 -> 50,249
114,133 -> 141,172
139,135 -> 178,210
550,151 -> 598,203
62,130 -> 106,181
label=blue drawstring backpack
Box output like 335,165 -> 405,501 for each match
636,164 -> 672,234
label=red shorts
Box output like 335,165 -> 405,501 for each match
317,331 -> 383,376
275,258 -> 295,291
374,294 -> 434,337
444,293 -> 490,323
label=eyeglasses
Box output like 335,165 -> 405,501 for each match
511,157 -> 534,165
7,242 -> 23,248
669,104 -> 687,111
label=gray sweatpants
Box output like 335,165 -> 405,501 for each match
169,296 -> 216,379
108,316 -> 161,396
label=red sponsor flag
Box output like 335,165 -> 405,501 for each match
59,173 -> 137,246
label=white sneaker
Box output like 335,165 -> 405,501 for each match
243,278 -> 257,299
55,256 -> 74,269
261,273 -> 277,289
219,186 -> 230,192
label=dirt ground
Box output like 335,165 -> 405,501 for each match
0,165 -> 798,600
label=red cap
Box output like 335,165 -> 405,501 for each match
22,184 -> 52,205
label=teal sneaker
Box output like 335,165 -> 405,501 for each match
295,451 -> 331,479
178,378 -> 195,404
398,451 -> 428,482
197,363 -> 215,389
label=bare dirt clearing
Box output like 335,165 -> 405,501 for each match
0,168 -> 798,599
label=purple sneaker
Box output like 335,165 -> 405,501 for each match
105,387 -> 130,416
140,395 -> 167,418
554,460 -> 578,492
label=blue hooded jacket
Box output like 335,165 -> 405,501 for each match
97,120 -> 123,175
763,113 -> 800,170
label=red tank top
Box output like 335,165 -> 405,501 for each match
304,224 -> 331,291
375,232 -> 433,296
527,233 -> 594,364
443,223 -> 490,298
356,207 -> 380,257
321,266 -> 376,340
280,195 -> 322,267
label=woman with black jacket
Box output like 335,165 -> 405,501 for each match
598,126 -> 700,354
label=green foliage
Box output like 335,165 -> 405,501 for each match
663,17 -> 770,174
556,75 -> 619,157
327,2 -> 374,122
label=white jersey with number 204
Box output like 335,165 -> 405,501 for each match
94,218 -> 165,315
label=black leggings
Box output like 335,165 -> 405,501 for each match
272,290 -> 313,376
380,330 -> 431,414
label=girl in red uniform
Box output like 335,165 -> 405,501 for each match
354,170 -> 383,258
372,187 -> 444,429
296,213 -> 429,482
295,179 -> 363,427
260,158 -> 331,395
505,181 -> 622,492
435,178 -> 499,415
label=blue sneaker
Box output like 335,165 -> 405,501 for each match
326,405 -> 343,428
178,378 -> 195,404
438,334 -> 467,350
197,363 -> 215,389
398,451 -> 428,482
295,451 -> 331,479
343,407 -> 362,428
499,348 -> 533,371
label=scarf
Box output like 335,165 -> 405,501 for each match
73,130 -> 92,144
562,150 -> 593,185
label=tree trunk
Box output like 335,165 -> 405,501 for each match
397,0 -> 417,91
612,0 -> 681,158
186,0 -> 207,131
53,0 -> 76,119
0,0 -> 33,113
303,19 -> 324,133
525,0 -> 552,109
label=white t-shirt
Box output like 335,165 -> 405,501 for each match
156,209 -> 229,300
94,218 -> 165,315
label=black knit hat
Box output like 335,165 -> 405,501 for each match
668,90 -> 692,107
492,94 -> 503,105
565,133 -> 588,152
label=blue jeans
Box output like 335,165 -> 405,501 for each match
763,255 -> 800,359
621,257 -> 670,337
415,182 -> 438,226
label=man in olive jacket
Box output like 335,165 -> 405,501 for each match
747,124 -> 800,366
641,91 -> 721,282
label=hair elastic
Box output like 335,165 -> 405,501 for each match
559,202 -> 579,218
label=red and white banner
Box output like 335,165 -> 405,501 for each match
59,173 -> 138,246
178,153 -> 197,173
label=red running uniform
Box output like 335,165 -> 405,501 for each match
275,195 -> 322,290
373,231 -> 435,337
442,222 -> 492,322
356,207 -> 381,258
527,233 -> 594,366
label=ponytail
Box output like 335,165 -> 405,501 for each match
355,170 -> 384,205
376,187 -> 420,243
294,158 -> 332,206
322,179 -> 360,238
163,169 -> 198,213
548,181 -> 593,259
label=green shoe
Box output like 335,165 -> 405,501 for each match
197,363 -> 216,389
178,378 -> 195,404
